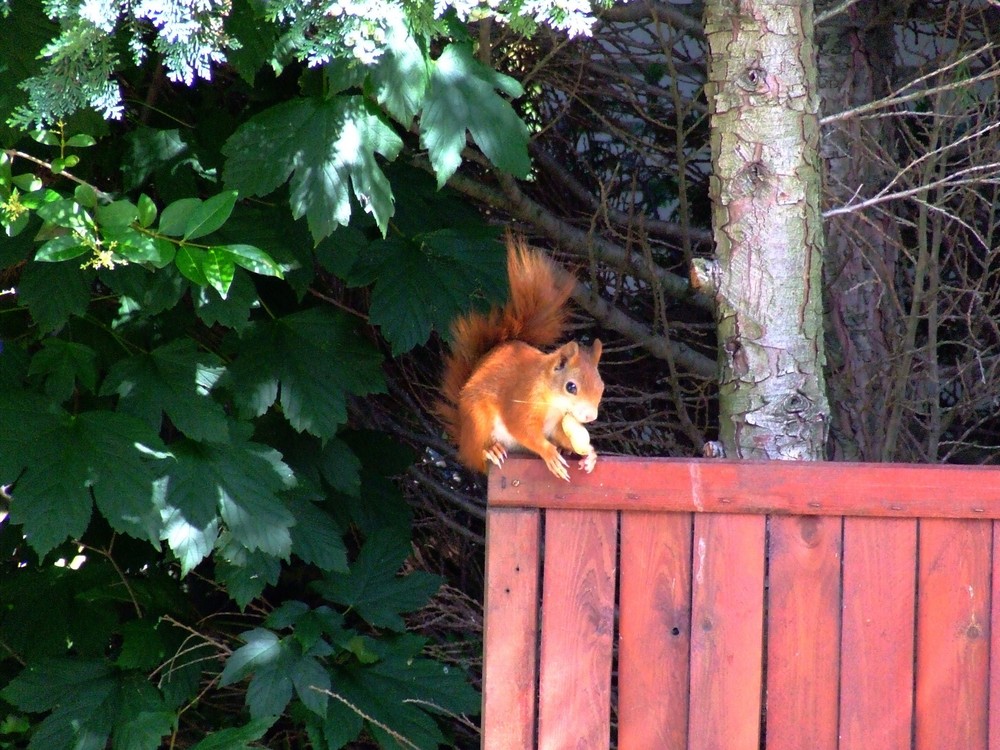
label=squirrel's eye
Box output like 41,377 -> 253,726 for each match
566,381 -> 578,395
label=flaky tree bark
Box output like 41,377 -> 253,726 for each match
701,0 -> 830,460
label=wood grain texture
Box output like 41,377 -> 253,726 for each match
839,517 -> 917,750
490,456 -> 1000,518
765,516 -> 841,750
482,508 -> 541,750
991,522 -> 1000,749
914,519 -> 990,750
618,511 -> 692,750
536,509 -> 617,750
688,513 -> 766,750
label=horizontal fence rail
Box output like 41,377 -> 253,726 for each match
482,457 -> 1000,750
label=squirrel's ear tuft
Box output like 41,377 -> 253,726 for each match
591,339 -> 602,363
553,341 -> 579,370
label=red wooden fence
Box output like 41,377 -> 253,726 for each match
482,456 -> 1000,750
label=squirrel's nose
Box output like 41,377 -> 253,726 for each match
574,406 -> 598,423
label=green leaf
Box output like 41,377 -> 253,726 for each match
223,0 -> 277,85
18,260 -> 90,332
204,201 -> 313,296
50,154 -> 80,174
158,197 -> 201,237
285,493 -> 348,573
6,410 -> 169,554
65,133 -> 97,147
225,308 -> 385,439
222,630 -> 330,720
193,270 -> 258,333
328,643 -> 478,750
30,129 -> 61,146
216,544 -> 282,608
222,96 -> 402,241
319,438 -> 362,497
186,718 -> 277,750
115,620 -> 167,670
214,243 -> 284,277
95,199 -> 138,228
175,245 -> 208,286
371,15 -> 428,125
120,128 -> 190,192
160,436 -> 295,557
34,234 -> 89,262
74,183 -> 98,207
100,264 -> 186,320
203,246 -> 237,297
0,2 -> 54,145
363,231 -> 507,353
35,198 -> 94,232
314,530 -> 441,631
103,226 -> 176,266
27,338 -> 98,401
1,658 -> 113,713
0,389 -> 63,481
137,193 -> 157,227
421,43 -> 531,187
219,628 -> 282,688
12,174 -> 43,192
183,190 -> 238,240
160,506 -> 219,576
100,339 -> 229,442
3,662 -> 168,750
291,653 -> 330,717
111,710 -> 175,750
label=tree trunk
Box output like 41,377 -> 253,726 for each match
701,0 -> 830,461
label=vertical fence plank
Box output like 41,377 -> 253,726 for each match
765,516 -> 842,750
914,519 -> 991,750
618,511 -> 692,750
991,522 -> 1000,750
537,509 -> 617,750
482,508 -> 541,750
688,513 -> 766,750
839,517 -> 917,750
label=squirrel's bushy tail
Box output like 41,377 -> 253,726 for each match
436,235 -> 575,440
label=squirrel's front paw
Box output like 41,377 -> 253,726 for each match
544,451 -> 570,482
579,450 -> 597,474
483,442 -> 508,468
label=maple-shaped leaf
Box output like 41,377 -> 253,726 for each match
27,339 -> 98,401
5,408 -> 169,556
187,718 -> 276,750
421,42 -> 531,188
101,339 -> 229,442
313,530 -> 441,631
337,229 -> 507,354
18,260 -> 91,333
216,544 -> 282,609
370,14 -> 428,125
222,96 -> 402,241
4,661 -> 172,750
285,492 -> 348,573
327,638 -> 478,750
158,436 -> 295,561
225,308 -> 385,440
159,506 -> 219,577
221,629 -> 330,720
0,388 -> 64,481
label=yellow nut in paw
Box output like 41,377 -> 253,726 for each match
561,414 -> 592,455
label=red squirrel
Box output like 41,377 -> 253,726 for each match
436,236 -> 604,481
